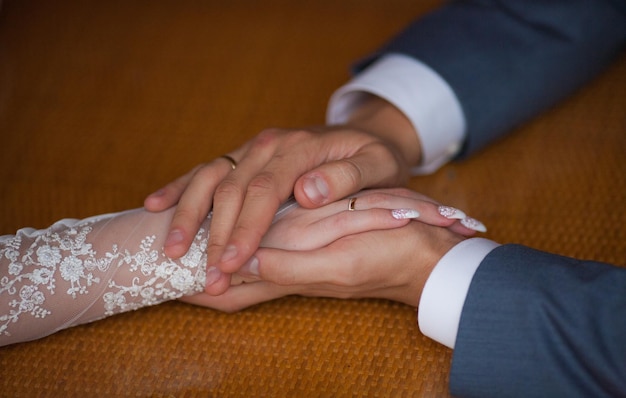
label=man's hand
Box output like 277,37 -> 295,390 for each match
146,96 -> 422,295
179,188 -> 481,310
181,217 -> 465,311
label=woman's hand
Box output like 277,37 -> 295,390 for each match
260,187 -> 480,251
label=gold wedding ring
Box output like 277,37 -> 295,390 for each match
348,197 -> 357,211
220,155 -> 237,170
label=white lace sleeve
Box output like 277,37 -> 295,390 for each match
0,208 -> 209,346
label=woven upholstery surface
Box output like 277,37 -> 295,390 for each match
0,1 -> 624,396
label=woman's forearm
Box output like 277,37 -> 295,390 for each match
1,207 -> 208,346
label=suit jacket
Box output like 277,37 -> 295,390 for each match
368,1 -> 626,396
376,0 -> 626,156
451,245 -> 626,397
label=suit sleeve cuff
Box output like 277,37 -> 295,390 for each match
417,238 -> 500,349
326,53 -> 466,175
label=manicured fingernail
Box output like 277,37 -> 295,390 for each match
438,206 -> 467,220
461,217 -> 487,233
391,208 -> 420,219
303,175 -> 329,204
240,256 -> 259,277
220,245 -> 238,263
164,229 -> 184,247
205,266 -> 222,286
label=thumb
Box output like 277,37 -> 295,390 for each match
294,147 -> 407,208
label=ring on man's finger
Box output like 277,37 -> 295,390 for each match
348,197 -> 357,211
220,155 -> 237,170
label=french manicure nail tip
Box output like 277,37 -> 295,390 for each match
392,208 -> 420,219
461,217 -> 487,232
438,206 -> 467,220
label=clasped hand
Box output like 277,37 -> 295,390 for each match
145,124 -> 415,295
145,102 -> 484,306
177,187 -> 478,312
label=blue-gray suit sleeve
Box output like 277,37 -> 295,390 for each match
368,0 -> 626,156
450,244 -> 626,397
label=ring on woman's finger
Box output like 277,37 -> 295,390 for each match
220,155 -> 238,170
348,197 -> 357,211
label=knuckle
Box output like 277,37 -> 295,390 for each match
214,178 -> 244,199
189,163 -> 209,175
231,223 -> 265,250
255,128 -> 283,147
339,159 -> 365,188
358,191 -> 389,208
247,171 -> 279,195
193,163 -> 221,182
274,130 -> 319,162
266,150 -> 289,165
285,129 -> 315,144
259,129 -> 317,154
173,206 -> 203,225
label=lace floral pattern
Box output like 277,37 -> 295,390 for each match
1,215 -> 206,338
102,233 -> 207,315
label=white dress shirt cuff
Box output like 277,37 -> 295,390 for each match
326,53 -> 466,175
417,238 -> 500,349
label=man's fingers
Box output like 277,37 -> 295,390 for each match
211,131 -> 327,274
206,140 -> 282,274
203,268 -> 233,296
144,166 -> 201,212
218,168 -> 315,272
162,163 -> 229,258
